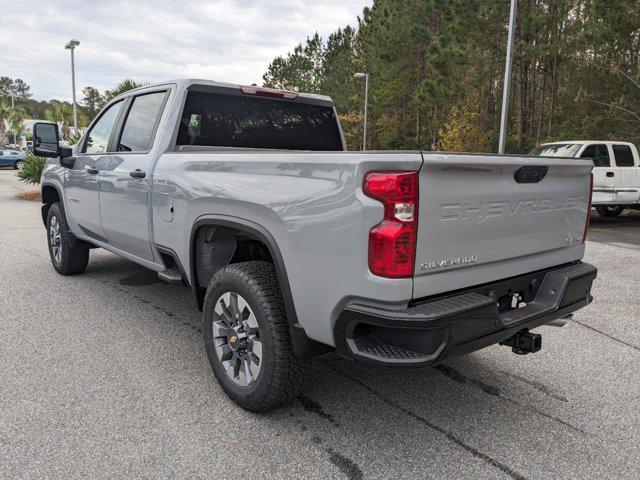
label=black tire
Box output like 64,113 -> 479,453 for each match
203,261 -> 310,412
46,202 -> 90,275
596,206 -> 625,217
14,160 -> 24,170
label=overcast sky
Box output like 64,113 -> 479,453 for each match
2,0 -> 371,102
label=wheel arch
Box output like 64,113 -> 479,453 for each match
41,182 -> 63,226
189,216 -> 332,359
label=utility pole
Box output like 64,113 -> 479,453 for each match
354,72 -> 369,151
65,39 -> 80,135
498,0 -> 518,154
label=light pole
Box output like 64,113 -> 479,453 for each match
498,0 -> 517,154
65,39 -> 80,135
354,72 -> 369,151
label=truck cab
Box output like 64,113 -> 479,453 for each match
532,141 -> 640,216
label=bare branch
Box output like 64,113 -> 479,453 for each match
583,98 -> 640,122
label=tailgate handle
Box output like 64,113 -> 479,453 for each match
606,171 -> 614,178
514,166 -> 548,184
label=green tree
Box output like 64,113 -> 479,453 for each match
81,86 -> 104,120
103,78 -> 148,102
263,33 -> 325,93
8,105 -> 27,142
44,101 -> 74,140
0,76 -> 32,100
0,97 -> 12,144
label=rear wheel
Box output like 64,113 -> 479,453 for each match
47,202 -> 90,275
14,160 -> 24,170
596,206 -> 625,217
202,261 -> 310,412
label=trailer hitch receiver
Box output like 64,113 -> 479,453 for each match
500,329 -> 541,355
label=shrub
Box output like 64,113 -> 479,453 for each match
17,153 -> 47,185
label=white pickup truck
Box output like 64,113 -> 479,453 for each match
532,141 -> 640,217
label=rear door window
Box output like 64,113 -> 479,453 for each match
580,144 -> 611,167
117,91 -> 167,152
176,90 -> 343,151
612,144 -> 635,167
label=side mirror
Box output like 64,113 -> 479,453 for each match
33,122 -> 60,158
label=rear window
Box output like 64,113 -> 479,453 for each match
529,144 -> 582,157
612,144 -> 635,167
176,91 -> 343,151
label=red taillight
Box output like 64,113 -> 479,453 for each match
240,85 -> 299,100
583,173 -> 593,242
363,172 -> 419,278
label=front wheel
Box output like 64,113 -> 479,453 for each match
202,261 -> 310,412
14,160 -> 24,170
47,202 -> 90,275
596,206 -> 625,217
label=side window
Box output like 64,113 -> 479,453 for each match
117,92 -> 167,152
580,144 -> 611,167
82,100 -> 124,154
612,144 -> 635,167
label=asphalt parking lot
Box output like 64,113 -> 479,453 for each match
1,169 -> 639,479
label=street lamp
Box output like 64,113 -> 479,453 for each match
498,0 -> 517,154
65,39 -> 80,135
354,72 -> 369,151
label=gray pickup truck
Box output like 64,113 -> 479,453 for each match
34,79 -> 597,411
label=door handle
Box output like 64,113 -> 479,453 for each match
87,168 -> 99,175
129,169 -> 146,179
606,172 -> 614,177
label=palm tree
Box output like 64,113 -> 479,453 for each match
104,78 -> 148,102
9,105 -> 26,138
44,101 -> 73,140
0,97 -> 11,145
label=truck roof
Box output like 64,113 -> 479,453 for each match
541,140 -> 636,147
114,78 -> 335,106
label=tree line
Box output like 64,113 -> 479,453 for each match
263,0 -> 640,153
0,77 -> 145,142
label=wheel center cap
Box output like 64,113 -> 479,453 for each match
228,326 -> 247,351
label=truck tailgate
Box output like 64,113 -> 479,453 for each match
413,153 -> 593,299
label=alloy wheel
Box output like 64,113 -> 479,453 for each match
212,292 -> 263,387
49,216 -> 62,264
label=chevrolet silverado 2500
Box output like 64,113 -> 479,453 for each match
33,79 -> 597,411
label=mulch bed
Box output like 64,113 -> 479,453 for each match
16,190 -> 42,202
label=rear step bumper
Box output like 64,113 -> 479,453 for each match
334,262 -> 597,367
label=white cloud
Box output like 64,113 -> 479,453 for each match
1,0 -> 371,101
